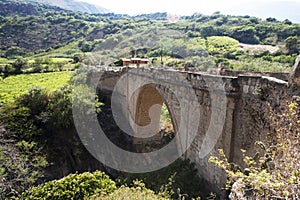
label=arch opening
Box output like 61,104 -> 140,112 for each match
132,84 -> 176,153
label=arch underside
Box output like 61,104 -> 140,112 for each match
131,84 -> 178,146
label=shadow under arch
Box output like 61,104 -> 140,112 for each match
130,83 -> 181,153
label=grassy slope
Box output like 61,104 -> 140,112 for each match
31,41 -> 82,59
0,71 -> 71,104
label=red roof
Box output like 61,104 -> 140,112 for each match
122,58 -> 149,62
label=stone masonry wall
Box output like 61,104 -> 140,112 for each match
93,67 -> 290,194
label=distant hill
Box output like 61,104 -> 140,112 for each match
26,0 -> 110,14
0,0 -> 66,17
0,0 -> 299,57
0,0 -> 99,52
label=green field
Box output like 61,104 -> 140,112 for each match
0,58 -> 9,63
0,71 -> 71,104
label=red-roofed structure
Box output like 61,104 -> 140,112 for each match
122,58 -> 150,66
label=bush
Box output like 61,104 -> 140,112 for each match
285,36 -> 299,55
0,85 -> 75,140
90,181 -> 169,200
119,159 -> 205,199
230,58 -> 290,72
11,57 -> 28,74
78,40 -> 96,52
5,46 -> 25,58
206,36 -> 239,56
47,85 -> 73,130
22,171 -> 116,200
209,101 -> 300,199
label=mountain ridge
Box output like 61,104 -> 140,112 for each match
26,0 -> 110,14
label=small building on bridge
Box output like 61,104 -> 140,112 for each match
122,58 -> 150,66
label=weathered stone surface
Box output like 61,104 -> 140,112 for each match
289,54 -> 300,95
95,66 -> 290,195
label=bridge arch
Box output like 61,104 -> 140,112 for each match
91,67 -> 292,194
131,83 -> 179,146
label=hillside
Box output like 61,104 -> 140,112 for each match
0,0 -> 299,73
26,0 -> 109,14
0,0 -> 66,17
0,0 -> 105,53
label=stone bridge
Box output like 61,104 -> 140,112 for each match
83,56 -> 300,193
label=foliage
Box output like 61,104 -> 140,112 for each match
89,181 -> 169,200
47,84 -> 74,130
78,40 -> 97,52
21,171 -> 116,200
1,2 -> 300,199
207,36 -> 239,56
0,0 -> 299,72
0,92 -> 46,141
0,71 -> 71,105
5,46 -> 26,58
119,159 -> 204,199
73,53 -> 84,63
0,70 -> 100,198
229,58 -> 291,72
0,72 -> 71,198
160,103 -> 174,134
231,26 -> 259,44
0,1 -> 100,53
285,36 -> 300,55
0,87 -> 54,197
0,83 -> 75,140
209,101 -> 300,199
0,147 -> 6,199
11,57 -> 28,74
0,139 -> 48,198
0,147 -> 6,179
71,67 -> 103,115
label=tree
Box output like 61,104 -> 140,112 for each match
5,46 -> 25,58
285,36 -> 299,55
283,19 -> 292,25
266,17 -> 278,23
73,53 -> 84,63
12,57 -> 27,74
231,26 -> 260,44
78,40 -> 95,52
200,26 -> 218,38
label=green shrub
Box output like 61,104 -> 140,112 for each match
207,36 -> 239,56
0,84 -> 76,139
21,171 -> 116,200
89,181 -> 169,200
209,101 -> 300,199
230,58 -> 291,72
5,46 -> 26,58
0,147 -> 6,180
11,57 -> 28,74
119,159 -> 205,199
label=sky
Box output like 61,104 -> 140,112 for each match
78,0 -> 300,23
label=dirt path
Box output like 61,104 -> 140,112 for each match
239,43 -> 279,53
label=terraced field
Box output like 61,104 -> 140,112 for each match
0,71 -> 71,104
